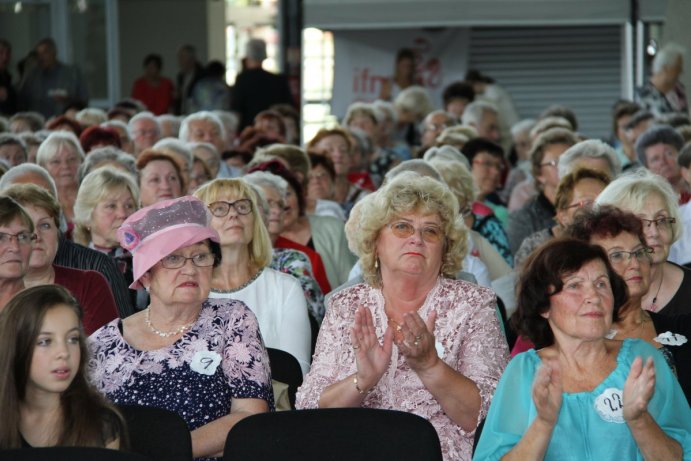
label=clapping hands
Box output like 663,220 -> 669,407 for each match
533,361 -> 563,427
623,356 -> 655,423
350,306 -> 393,392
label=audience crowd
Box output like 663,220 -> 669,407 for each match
0,35 -> 691,461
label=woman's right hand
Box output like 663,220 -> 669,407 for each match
350,306 -> 393,391
532,361 -> 563,427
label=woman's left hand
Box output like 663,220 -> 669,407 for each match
623,356 -> 656,423
396,310 -> 439,373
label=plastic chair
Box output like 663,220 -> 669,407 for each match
117,404 -> 192,461
0,447 -> 150,461
267,347 -> 304,409
224,407 -> 443,461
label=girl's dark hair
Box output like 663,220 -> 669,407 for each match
511,238 -> 628,349
0,285 -> 127,449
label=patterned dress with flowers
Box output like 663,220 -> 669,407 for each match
88,298 -> 273,461
296,278 -> 509,461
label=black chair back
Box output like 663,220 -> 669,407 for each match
117,405 -> 191,461
224,407 -> 443,461
267,347 -> 303,409
0,447 -> 150,461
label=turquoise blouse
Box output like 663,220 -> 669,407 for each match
474,339 -> 691,460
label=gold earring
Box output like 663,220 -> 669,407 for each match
374,258 -> 379,270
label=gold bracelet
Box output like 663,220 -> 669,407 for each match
353,375 -> 370,395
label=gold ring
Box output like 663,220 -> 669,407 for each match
413,340 -> 420,346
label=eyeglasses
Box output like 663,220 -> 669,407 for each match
472,159 -> 505,172
640,217 -> 675,230
208,199 -> 252,217
540,160 -> 559,168
563,199 -> 595,210
388,221 -> 444,243
608,247 -> 653,265
0,231 -> 37,246
160,253 -> 215,269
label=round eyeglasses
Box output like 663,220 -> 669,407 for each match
388,221 -> 443,243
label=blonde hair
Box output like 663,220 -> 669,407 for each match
346,171 -> 467,287
73,168 -> 140,245
427,158 -> 475,208
193,178 -> 273,268
596,168 -> 683,243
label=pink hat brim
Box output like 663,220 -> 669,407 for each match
129,225 -> 219,289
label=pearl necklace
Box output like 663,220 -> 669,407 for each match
145,308 -> 196,338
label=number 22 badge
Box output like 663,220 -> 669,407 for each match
594,387 -> 625,423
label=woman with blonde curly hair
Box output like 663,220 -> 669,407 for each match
296,171 -> 509,461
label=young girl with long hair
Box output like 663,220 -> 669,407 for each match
0,285 -> 126,449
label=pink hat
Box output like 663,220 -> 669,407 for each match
117,196 -> 219,289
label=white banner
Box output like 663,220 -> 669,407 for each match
331,28 -> 470,121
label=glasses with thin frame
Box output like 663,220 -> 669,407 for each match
160,253 -> 216,269
640,217 -> 675,230
0,231 -> 37,246
208,199 -> 253,217
608,247 -> 653,265
388,221 -> 444,243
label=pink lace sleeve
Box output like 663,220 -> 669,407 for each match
453,289 -> 510,427
295,287 -> 362,409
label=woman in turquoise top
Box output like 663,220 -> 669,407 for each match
474,238 -> 691,460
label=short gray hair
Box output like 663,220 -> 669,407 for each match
128,111 -> 160,136
78,146 -> 137,182
596,168 -> 682,243
245,38 -> 267,61
461,101 -> 498,127
179,111 -> 226,143
385,159 -> 442,183
243,170 -> 289,201
0,163 -> 57,197
511,119 -> 537,138
154,138 -> 194,171
558,139 -> 621,179
393,85 -> 434,120
36,131 -> 85,166
653,42 -> 686,74
422,145 -> 470,170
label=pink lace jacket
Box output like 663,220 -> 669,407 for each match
296,278 -> 509,461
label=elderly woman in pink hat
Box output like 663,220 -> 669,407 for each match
88,196 -> 272,461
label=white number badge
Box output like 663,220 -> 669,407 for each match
190,350 -> 222,376
593,387 -> 625,424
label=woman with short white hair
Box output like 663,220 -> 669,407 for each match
36,131 -> 85,227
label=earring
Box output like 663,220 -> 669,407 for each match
374,258 -> 379,270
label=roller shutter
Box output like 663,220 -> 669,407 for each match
468,26 -> 623,139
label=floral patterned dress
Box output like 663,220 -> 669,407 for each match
88,298 -> 273,461
296,278 -> 509,461
271,247 -> 325,323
